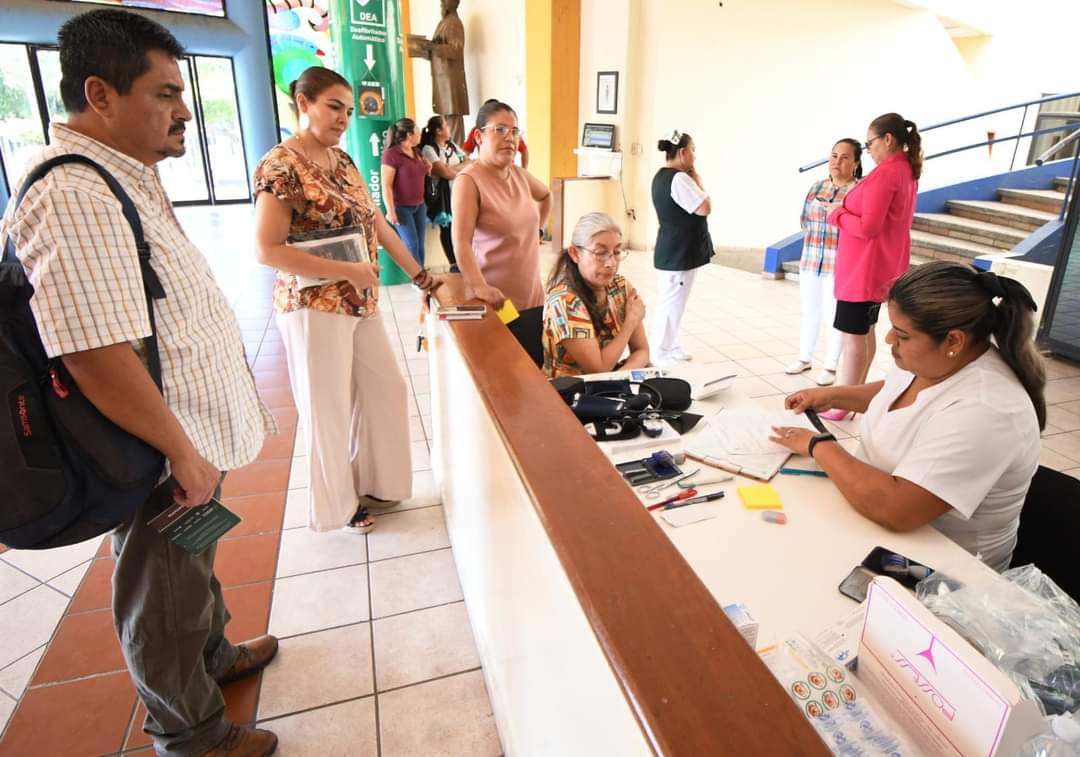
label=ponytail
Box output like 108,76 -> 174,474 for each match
869,113 -> 924,180
384,117 -> 417,150
990,275 -> 1046,430
889,262 -> 1046,429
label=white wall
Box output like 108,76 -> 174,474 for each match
408,0 -> 527,131
580,0 -> 1080,251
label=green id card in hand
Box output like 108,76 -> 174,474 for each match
147,497 -> 240,554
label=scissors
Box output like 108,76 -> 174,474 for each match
638,468 -> 700,499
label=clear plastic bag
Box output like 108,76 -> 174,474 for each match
762,635 -> 910,755
916,565 -> 1080,717
1020,711 -> 1080,756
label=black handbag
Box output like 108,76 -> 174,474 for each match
0,155 -> 166,549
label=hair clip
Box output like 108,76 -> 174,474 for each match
667,129 -> 682,145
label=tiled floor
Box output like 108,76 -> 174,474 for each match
2,205 -> 1079,755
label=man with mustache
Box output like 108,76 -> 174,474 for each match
0,9 -> 279,756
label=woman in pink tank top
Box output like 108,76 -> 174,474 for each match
452,100 -> 552,366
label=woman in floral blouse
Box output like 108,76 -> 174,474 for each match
253,67 -> 439,534
785,138 -> 862,387
542,213 -> 648,378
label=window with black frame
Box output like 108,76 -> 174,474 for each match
1040,172 -> 1080,361
0,42 -> 248,205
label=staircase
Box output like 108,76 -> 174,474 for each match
782,176 -> 1070,279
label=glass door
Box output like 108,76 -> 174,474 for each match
1040,166 -> 1080,360
1,43 -> 249,205
0,44 -> 47,196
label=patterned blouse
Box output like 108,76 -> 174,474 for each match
799,177 -> 856,276
253,144 -> 379,318
542,274 -> 632,378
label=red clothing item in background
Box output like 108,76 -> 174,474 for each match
827,152 -> 917,303
463,128 -> 529,156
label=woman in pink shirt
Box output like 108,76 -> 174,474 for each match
823,112 -> 921,419
453,100 -> 552,366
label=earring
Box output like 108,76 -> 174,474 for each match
947,351 -> 955,358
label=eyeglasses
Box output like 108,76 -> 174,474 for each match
864,135 -> 883,149
581,247 -> 629,263
480,124 -> 522,140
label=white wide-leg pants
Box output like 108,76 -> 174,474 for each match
277,309 -> 412,531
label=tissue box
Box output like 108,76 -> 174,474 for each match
723,602 -> 759,648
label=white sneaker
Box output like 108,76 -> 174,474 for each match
652,354 -> 677,369
815,369 -> 836,386
670,347 -> 693,361
785,359 -> 812,375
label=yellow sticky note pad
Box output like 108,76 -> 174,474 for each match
737,484 -> 783,510
496,299 -> 519,324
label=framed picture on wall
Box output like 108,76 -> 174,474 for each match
597,71 -> 619,115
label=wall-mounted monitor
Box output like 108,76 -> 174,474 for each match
61,0 -> 226,17
582,123 -> 615,150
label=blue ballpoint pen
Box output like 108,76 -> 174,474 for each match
665,491 -> 725,509
780,467 -> 828,478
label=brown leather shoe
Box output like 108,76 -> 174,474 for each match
216,635 -> 279,685
203,723 -> 277,756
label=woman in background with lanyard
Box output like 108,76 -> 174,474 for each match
253,67 -> 438,534
420,115 -> 468,271
452,100 -> 552,366
650,130 -> 712,368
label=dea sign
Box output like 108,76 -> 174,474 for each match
351,0 -> 386,27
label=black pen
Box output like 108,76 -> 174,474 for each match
665,491 -> 725,509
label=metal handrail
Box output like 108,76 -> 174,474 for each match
924,123 -> 1079,162
797,90 -> 1080,173
1035,128 -> 1080,165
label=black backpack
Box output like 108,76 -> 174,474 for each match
0,155 -> 166,549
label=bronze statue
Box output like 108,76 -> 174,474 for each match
408,0 -> 469,143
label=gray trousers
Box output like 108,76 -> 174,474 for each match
112,482 -> 239,757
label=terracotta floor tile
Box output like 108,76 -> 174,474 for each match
68,557 -> 115,614
222,673 -> 260,724
255,384 -> 295,410
0,544 -> 7,554
221,493 -> 286,538
270,406 -> 298,431
222,581 -> 273,642
96,537 -> 114,558
3,670 -> 136,756
254,428 -> 296,461
124,700 -> 153,751
253,369 -> 292,390
214,533 -> 281,588
32,608 -> 125,684
221,460 -> 291,498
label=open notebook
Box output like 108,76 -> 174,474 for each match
683,407 -> 817,481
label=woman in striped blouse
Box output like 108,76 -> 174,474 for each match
786,139 -> 862,386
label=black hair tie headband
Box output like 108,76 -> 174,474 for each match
976,270 -> 1038,311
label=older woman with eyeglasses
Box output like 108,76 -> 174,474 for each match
542,212 -> 648,378
453,99 -> 552,366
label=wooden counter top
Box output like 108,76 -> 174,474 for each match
427,275 -> 827,756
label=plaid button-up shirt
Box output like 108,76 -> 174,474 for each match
799,177 -> 855,276
0,124 -> 274,473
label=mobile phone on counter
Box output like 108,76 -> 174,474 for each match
838,565 -> 876,603
838,547 -> 937,602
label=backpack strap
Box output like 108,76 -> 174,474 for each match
8,154 -> 165,392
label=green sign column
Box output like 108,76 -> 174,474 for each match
330,0 -> 411,284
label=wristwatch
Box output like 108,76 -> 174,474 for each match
807,432 -> 837,458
